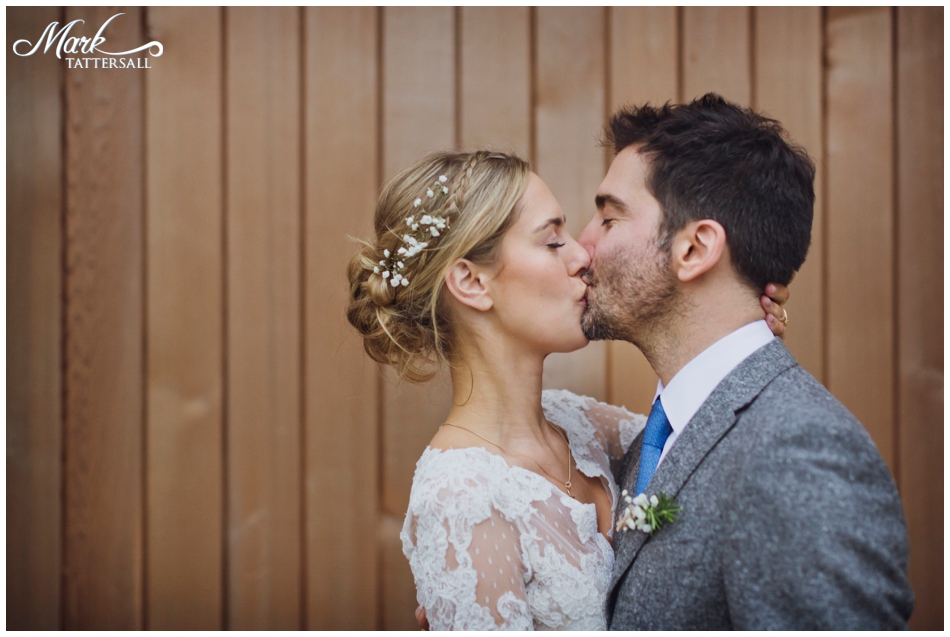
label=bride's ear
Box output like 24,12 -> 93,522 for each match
444,258 -> 493,312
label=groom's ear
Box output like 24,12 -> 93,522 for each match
670,219 -> 727,282
444,258 -> 494,312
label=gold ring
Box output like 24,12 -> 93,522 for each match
780,308 -> 788,326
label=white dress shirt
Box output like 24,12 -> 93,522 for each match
654,319 -> 775,467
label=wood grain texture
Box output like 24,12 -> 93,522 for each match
380,6 -> 456,517
896,6 -> 944,630
825,7 -> 895,471
754,7 -> 824,382
610,6 -> 678,107
6,6 -> 63,630
304,7 -> 379,630
225,7 -> 302,629
535,7 -> 607,402
144,7 -> 224,630
63,6 -> 145,629
607,6 -> 677,415
459,7 -> 531,157
683,7 -> 751,105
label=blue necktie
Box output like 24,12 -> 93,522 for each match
635,398 -> 673,495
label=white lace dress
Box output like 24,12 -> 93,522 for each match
400,389 -> 646,630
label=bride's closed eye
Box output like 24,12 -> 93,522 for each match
547,241 -> 566,249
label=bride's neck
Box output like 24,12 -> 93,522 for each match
446,337 -> 548,444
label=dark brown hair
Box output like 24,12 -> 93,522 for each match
605,93 -> 815,289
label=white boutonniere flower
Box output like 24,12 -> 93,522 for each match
616,490 -> 680,535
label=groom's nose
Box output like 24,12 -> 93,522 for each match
568,237 -> 591,275
577,216 -> 599,257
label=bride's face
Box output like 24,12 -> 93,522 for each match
489,173 -> 591,354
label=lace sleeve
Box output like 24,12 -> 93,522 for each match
402,458 -> 534,630
584,397 -> 646,459
542,389 -> 646,461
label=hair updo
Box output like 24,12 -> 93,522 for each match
347,150 -> 530,382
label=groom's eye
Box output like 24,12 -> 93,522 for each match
602,218 -> 615,227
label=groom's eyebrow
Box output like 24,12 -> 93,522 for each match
595,193 -> 628,213
533,216 -> 565,232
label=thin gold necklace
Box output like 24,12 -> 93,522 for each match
441,421 -> 574,498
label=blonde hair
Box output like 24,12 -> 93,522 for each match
347,150 -> 530,382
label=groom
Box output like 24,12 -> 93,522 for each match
578,94 -> 914,629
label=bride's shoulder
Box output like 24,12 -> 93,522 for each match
409,447 -> 502,500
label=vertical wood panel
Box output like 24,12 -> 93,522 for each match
459,7 -> 531,157
145,7 -> 223,630
305,7 -> 379,630
6,6 -> 63,630
380,6 -> 456,517
607,6 -> 677,415
380,7 -> 456,629
536,7 -> 607,402
825,7 -> 895,470
63,6 -> 145,629
754,7 -> 825,382
226,7 -> 302,629
896,6 -> 944,630
683,7 -> 751,105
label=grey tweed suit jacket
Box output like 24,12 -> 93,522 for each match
607,338 -> 914,630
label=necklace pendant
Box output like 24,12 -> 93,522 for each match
565,481 -> 572,497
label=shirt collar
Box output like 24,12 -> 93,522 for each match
653,319 -> 775,434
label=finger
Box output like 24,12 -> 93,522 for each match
415,606 -> 429,631
760,294 -> 786,322
764,283 -> 790,305
766,312 -> 786,339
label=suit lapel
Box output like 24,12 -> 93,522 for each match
608,339 -> 798,598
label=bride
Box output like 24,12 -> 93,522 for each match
347,150 -> 788,630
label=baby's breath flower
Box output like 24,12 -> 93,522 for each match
374,175 -> 452,290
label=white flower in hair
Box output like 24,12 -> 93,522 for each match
374,173 -> 453,291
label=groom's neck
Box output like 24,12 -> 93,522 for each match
646,283 -> 762,386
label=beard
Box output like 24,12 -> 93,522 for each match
581,238 -> 680,349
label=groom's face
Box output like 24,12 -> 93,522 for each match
577,146 -> 679,344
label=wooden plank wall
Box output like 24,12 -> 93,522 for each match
6,6 -> 943,630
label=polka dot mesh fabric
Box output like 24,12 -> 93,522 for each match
401,389 -> 647,630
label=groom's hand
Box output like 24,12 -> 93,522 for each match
415,605 -> 429,630
761,282 -> 790,339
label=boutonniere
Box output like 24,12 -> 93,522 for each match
616,490 -> 680,535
